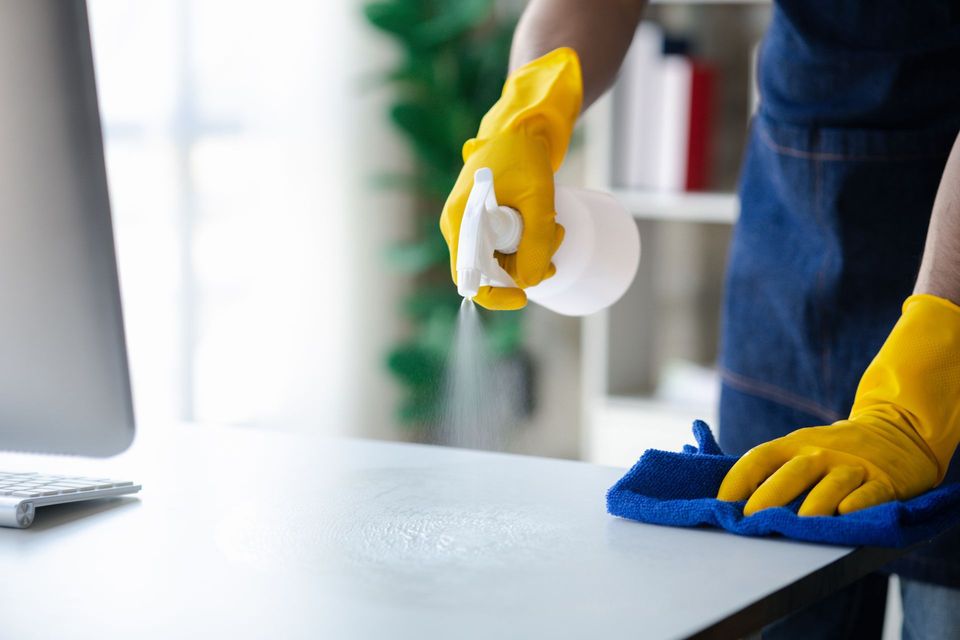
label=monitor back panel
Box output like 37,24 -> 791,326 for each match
0,0 -> 134,455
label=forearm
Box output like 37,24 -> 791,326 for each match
915,133 -> 960,306
510,0 -> 645,110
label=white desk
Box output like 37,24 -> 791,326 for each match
0,425 -> 898,639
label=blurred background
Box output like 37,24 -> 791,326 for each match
87,0 -> 771,465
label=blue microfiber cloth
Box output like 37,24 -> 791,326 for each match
607,421 -> 960,548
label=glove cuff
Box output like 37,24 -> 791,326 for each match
463,47 -> 583,171
850,294 -> 960,483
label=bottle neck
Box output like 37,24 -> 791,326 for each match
488,206 -> 522,254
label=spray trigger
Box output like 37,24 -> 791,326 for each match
456,168 -> 523,300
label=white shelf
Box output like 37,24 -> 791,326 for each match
579,7 -> 767,464
652,0 -> 768,4
584,395 -> 719,466
612,189 -> 739,224
605,393 -> 716,418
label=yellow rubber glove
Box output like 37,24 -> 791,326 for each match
439,47 -> 582,310
718,294 -> 960,517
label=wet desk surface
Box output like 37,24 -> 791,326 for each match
0,424 -> 900,639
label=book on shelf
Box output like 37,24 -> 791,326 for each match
614,22 -> 716,193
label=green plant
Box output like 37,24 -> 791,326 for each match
363,0 -> 524,429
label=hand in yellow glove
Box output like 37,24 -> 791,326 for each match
718,294 -> 960,517
439,47 -> 582,310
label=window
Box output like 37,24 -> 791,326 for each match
89,1 -> 361,431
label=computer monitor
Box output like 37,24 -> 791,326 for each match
0,0 -> 135,456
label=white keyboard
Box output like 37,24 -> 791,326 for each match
0,471 -> 141,528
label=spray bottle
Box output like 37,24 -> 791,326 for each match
456,168 -> 640,316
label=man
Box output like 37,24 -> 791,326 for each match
439,1 -> 960,637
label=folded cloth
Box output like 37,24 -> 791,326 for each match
606,421 -> 960,548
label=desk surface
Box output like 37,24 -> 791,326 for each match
0,425 -> 897,639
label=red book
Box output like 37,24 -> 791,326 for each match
684,61 -> 715,192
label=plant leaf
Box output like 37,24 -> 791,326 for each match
363,1 -> 422,39
401,286 -> 461,320
389,101 -> 463,172
386,238 -> 448,274
386,343 -> 444,386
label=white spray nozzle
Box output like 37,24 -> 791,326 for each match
456,168 -> 523,300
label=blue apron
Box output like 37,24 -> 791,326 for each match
718,0 -> 960,588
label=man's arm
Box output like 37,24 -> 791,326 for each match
440,2 -> 643,309
915,133 -> 960,306
717,134 -> 960,516
510,0 -> 646,110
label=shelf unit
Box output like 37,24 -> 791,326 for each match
652,0 -> 768,3
579,2 -> 769,466
612,189 -> 738,224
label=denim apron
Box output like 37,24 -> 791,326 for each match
718,0 -> 960,588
